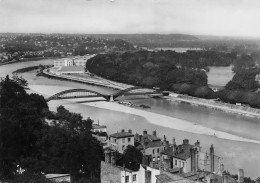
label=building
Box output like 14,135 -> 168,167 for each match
135,130 -> 166,164
109,129 -> 135,153
156,171 -> 196,183
53,54 -> 95,74
91,122 -> 108,147
121,164 -> 160,183
161,139 -> 219,174
54,54 -> 95,68
92,122 -> 107,133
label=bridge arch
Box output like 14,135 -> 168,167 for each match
46,89 -> 110,102
113,86 -> 158,100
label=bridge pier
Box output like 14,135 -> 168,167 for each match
109,95 -> 114,102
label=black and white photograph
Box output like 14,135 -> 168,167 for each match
1,0 -> 260,182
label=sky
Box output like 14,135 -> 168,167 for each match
0,0 -> 260,37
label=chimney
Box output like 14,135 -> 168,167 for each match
195,140 -> 200,147
152,130 -> 157,137
143,130 -> 147,135
166,141 -> 170,149
190,148 -> 198,172
121,129 -> 125,133
128,129 -> 132,134
173,137 -> 176,146
238,169 -> 244,183
104,149 -> 111,163
111,151 -> 116,166
220,163 -> 224,174
223,175 -> 229,183
183,139 -> 189,145
145,170 -> 152,183
210,144 -> 215,172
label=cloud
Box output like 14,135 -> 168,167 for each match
0,0 -> 260,37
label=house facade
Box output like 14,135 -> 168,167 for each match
161,139 -> 218,174
135,130 -> 166,163
121,164 -> 160,183
109,129 -> 135,153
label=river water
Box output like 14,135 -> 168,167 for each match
0,59 -> 259,178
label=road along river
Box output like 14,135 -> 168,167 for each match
1,59 -> 260,178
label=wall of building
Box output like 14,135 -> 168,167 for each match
101,161 -> 121,183
121,165 -> 160,183
109,136 -> 134,154
145,146 -> 164,163
54,60 -> 65,67
146,166 -> 160,183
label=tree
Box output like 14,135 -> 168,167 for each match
123,145 -> 143,171
0,75 -> 48,179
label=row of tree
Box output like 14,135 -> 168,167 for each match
0,75 -> 103,182
86,51 -> 260,108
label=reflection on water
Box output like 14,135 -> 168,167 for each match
1,60 -> 260,178
207,66 -> 234,87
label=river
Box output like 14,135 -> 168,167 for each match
0,59 -> 259,178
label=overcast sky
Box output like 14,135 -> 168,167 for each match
0,0 -> 260,37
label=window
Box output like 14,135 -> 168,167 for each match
157,148 -> 159,153
175,160 -> 177,166
157,156 -> 160,161
153,149 -> 155,154
122,138 -> 125,143
182,162 -> 185,167
179,161 -> 181,167
125,176 -> 129,183
122,145 -> 125,151
128,138 -> 131,142
133,174 -> 136,181
153,157 -> 155,162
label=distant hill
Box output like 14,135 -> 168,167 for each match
85,34 -> 199,45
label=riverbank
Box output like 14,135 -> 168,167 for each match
165,93 -> 260,119
83,101 -> 260,144
42,68 -> 132,90
0,57 -> 63,67
43,67 -> 260,119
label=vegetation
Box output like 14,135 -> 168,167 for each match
115,145 -> 143,171
86,50 -> 233,98
0,75 -> 103,182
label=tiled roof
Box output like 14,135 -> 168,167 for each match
162,144 -> 194,160
136,133 -> 163,149
145,140 -> 163,148
156,171 -> 196,183
110,132 -> 134,138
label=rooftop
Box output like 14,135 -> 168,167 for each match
156,171 -> 196,183
162,143 -> 194,160
110,131 -> 134,138
92,124 -> 107,129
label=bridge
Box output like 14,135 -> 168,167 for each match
46,86 -> 169,102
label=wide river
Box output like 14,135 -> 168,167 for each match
0,59 -> 259,178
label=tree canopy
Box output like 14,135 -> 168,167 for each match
0,75 -> 103,182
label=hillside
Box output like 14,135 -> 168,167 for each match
85,34 -> 199,45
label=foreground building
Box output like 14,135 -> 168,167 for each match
135,130 -> 166,164
161,139 -> 219,173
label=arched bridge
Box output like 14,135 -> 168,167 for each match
46,86 -> 168,102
